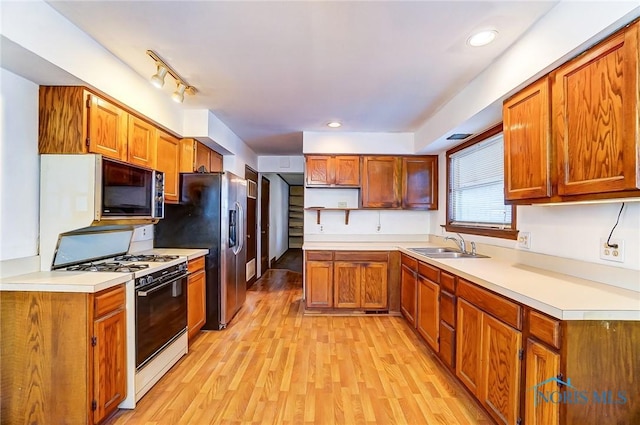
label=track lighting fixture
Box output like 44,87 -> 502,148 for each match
172,83 -> 186,103
146,50 -> 196,103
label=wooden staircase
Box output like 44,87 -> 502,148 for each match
288,186 -> 304,248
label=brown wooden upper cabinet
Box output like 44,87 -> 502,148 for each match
179,138 -> 223,173
503,77 -> 551,202
128,115 -> 157,169
39,87 -> 129,161
553,21 -> 638,197
305,155 -> 360,187
503,20 -> 639,204
362,156 -> 438,209
156,130 -> 180,203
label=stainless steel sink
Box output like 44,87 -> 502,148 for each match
408,247 -> 490,259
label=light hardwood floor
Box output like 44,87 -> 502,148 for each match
106,270 -> 492,425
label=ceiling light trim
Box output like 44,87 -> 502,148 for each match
467,29 -> 498,47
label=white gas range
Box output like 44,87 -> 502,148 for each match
54,240 -> 190,408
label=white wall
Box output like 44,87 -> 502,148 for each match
258,156 -> 304,173
262,173 -> 289,263
0,69 -> 39,262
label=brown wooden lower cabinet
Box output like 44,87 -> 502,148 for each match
1,285 -> 127,425
525,338 -> 560,425
187,257 -> 206,340
399,252 -> 640,425
417,274 -> 439,351
305,251 -> 389,311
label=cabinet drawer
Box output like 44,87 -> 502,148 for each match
529,310 -> 561,349
401,253 -> 417,270
457,279 -> 522,330
188,256 -> 205,273
440,271 -> 456,293
94,284 -> 125,318
418,261 -> 439,283
334,251 -> 388,262
306,251 -> 333,261
439,321 -> 455,369
440,290 -> 455,326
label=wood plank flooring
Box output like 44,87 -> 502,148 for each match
105,270 -> 492,425
271,249 -> 303,274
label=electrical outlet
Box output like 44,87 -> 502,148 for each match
319,224 -> 324,233
517,231 -> 531,249
600,238 -> 624,263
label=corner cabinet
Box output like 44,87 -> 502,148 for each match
1,284 -> 127,425
187,256 -> 207,341
39,87 -> 128,161
305,250 -> 389,311
503,20 -> 640,204
305,155 -> 360,187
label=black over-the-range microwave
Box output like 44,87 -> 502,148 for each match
101,158 -> 164,219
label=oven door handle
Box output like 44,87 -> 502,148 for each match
137,276 -> 185,297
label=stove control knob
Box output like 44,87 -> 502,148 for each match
179,263 -> 187,272
146,275 -> 154,285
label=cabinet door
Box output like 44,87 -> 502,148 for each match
209,150 -> 223,172
525,339 -> 560,425
400,264 -> 417,327
417,275 -> 439,351
87,94 -> 128,161
480,313 -> 522,425
456,298 -> 483,395
195,142 -> 211,172
402,156 -> 438,210
334,156 -> 361,186
361,156 -> 401,208
93,309 -> 126,424
553,22 -> 639,196
305,261 -> 333,308
305,156 -> 333,186
503,77 -> 552,201
334,261 -> 361,308
439,321 -> 455,369
156,131 -> 180,203
128,115 -> 157,169
361,262 -> 388,309
188,270 -> 207,340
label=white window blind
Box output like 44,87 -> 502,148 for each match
449,133 -> 511,228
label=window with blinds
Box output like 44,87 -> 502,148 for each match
446,125 -> 517,239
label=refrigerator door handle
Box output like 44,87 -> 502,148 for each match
232,201 -> 244,255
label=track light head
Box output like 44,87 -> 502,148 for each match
150,65 -> 168,88
172,83 -> 187,103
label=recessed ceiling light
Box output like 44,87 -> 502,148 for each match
467,29 -> 498,47
327,121 -> 342,128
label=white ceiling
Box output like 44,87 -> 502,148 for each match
44,0 -> 559,155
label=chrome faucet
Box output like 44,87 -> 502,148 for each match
445,233 -> 467,254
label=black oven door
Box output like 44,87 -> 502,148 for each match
135,274 -> 188,369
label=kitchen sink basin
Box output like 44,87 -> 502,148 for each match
408,247 -> 490,259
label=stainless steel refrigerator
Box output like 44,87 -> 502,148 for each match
154,172 -> 247,330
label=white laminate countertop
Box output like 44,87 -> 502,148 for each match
303,241 -> 640,321
0,271 -> 132,293
143,248 -> 209,260
0,248 -> 208,293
